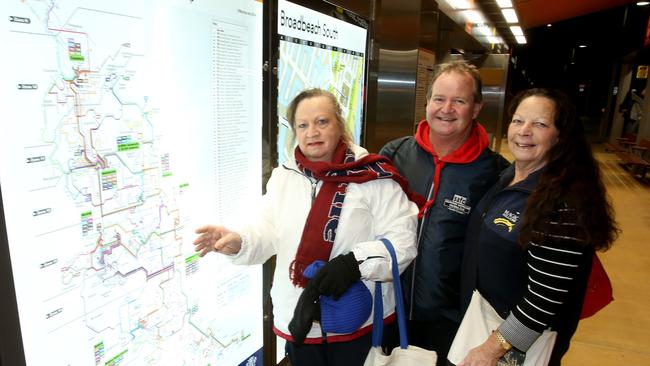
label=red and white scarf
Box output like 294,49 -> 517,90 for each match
290,142 -> 423,288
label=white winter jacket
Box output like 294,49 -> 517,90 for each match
229,144 -> 418,342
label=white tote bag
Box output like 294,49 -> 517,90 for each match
447,290 -> 557,366
363,239 -> 437,366
365,345 -> 438,366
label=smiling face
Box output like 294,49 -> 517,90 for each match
508,95 -> 560,174
425,70 -> 483,143
294,95 -> 343,163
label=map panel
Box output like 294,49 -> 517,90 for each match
0,1 -> 264,365
276,0 -> 367,163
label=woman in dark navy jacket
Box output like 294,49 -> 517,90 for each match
458,88 -> 619,366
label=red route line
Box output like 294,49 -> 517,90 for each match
47,27 -> 86,35
45,29 -> 103,168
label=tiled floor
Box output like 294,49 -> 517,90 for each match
497,144 -> 650,365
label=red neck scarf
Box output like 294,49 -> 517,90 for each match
290,142 -> 418,288
414,121 -> 489,217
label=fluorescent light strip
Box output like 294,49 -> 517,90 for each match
487,36 -> 502,44
448,0 -> 472,9
501,8 -> 519,23
462,10 -> 486,24
515,35 -> 527,44
510,25 -> 523,36
496,0 -> 513,8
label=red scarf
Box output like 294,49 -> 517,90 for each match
290,142 -> 420,288
414,120 -> 489,217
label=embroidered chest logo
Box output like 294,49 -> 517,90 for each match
443,194 -> 471,215
493,209 -> 519,232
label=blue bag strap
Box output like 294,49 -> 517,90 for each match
371,238 -> 408,349
372,282 -> 384,347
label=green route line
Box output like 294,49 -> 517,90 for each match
104,348 -> 127,366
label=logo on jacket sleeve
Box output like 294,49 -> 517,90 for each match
443,194 -> 471,215
493,209 -> 519,232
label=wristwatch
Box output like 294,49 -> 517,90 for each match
493,329 -> 513,352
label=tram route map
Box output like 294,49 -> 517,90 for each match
0,1 -> 263,365
276,37 -> 365,160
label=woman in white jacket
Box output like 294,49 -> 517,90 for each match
193,88 -> 419,366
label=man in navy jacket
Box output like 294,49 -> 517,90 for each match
380,60 -> 507,365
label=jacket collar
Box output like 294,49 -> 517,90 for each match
414,120 -> 489,164
498,164 -> 545,193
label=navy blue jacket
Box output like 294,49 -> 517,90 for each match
461,165 -> 593,364
380,124 -> 506,324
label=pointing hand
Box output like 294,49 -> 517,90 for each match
193,225 -> 242,256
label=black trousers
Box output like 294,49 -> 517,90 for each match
285,331 -> 372,366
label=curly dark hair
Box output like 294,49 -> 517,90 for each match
508,88 -> 620,251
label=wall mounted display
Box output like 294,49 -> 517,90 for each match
0,0 -> 264,365
276,0 -> 368,163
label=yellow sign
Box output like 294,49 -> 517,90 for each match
637,65 -> 648,79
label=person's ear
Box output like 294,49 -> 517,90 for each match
472,101 -> 484,119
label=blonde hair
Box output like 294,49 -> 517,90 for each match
286,88 -> 353,145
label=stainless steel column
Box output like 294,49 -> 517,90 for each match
476,53 -> 510,153
364,0 -> 421,152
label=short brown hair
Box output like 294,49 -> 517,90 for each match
426,61 -> 483,103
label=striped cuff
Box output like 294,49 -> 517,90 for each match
499,314 -> 541,351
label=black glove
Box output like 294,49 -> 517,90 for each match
288,281 -> 320,345
313,252 -> 361,300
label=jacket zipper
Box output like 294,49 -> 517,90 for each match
408,180 -> 436,319
282,164 -> 319,204
310,179 -> 318,203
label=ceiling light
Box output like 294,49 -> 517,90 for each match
448,0 -> 472,9
579,44 -> 587,48
496,0 -> 513,8
515,35 -> 527,44
510,26 -> 524,36
637,2 -> 649,6
547,23 -> 552,27
487,36 -> 502,44
461,10 -> 485,24
501,8 -> 519,23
